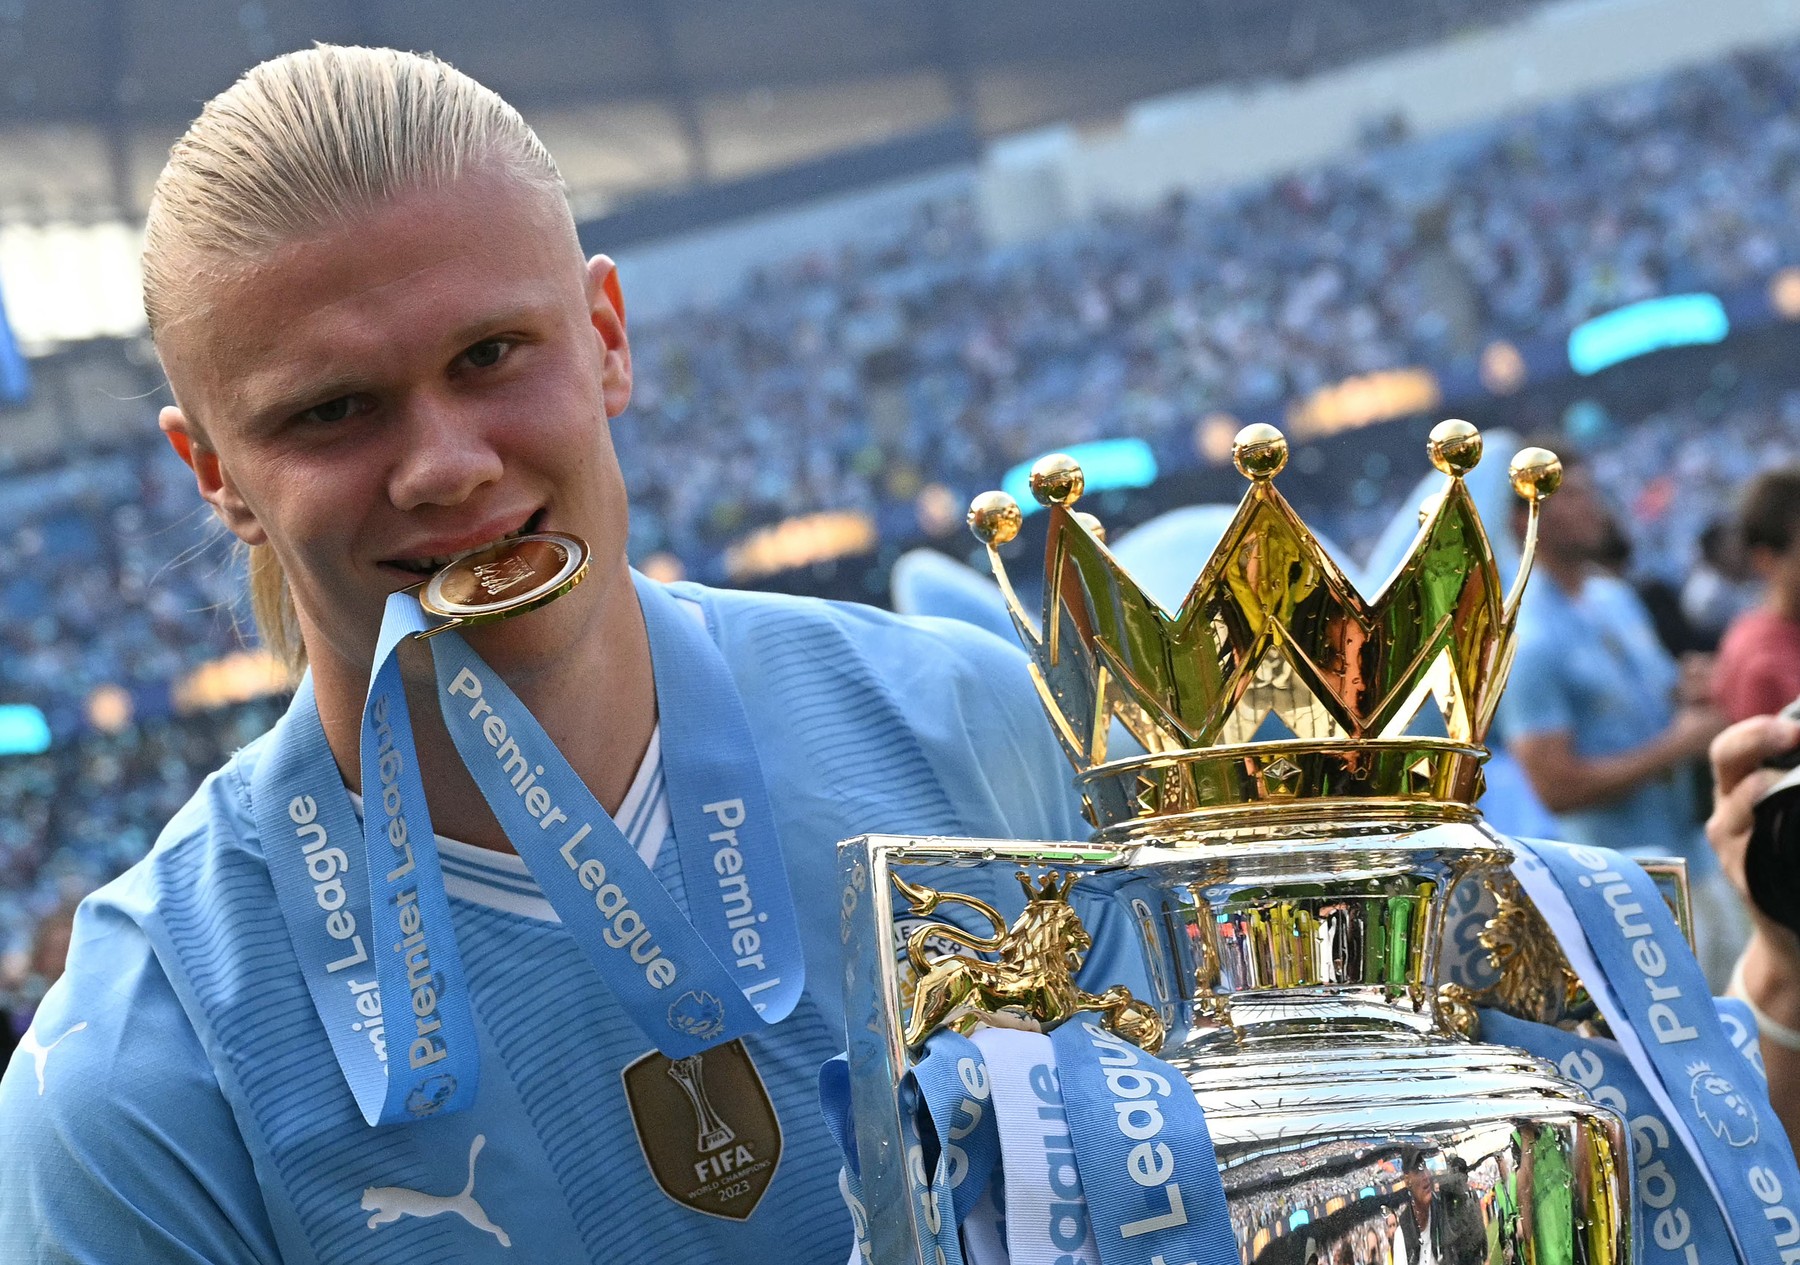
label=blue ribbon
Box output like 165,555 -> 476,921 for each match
1510,838 -> 1800,1265
823,1022 -> 1236,1265
1049,1019 -> 1238,1265
430,575 -> 802,1055
254,604 -> 481,1126
260,574 -> 802,1125
822,1032 -> 1000,1265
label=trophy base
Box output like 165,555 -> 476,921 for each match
1179,1033 -> 1627,1263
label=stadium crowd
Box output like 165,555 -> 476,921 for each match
618,41 -> 1800,561
8,38 -> 1800,1017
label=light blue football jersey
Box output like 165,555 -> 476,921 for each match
0,586 -> 1087,1264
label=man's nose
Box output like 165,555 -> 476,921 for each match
386,396 -> 504,512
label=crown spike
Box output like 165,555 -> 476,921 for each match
986,423 -> 1556,832
1073,511 -> 1106,542
968,491 -> 1023,546
1502,446 -> 1562,624
1030,453 -> 1085,507
1232,424 -> 1288,481
966,489 -> 1042,653
1427,419 -> 1483,477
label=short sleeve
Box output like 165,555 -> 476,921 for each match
1718,647 -> 1800,723
1496,634 -> 1575,744
0,899 -> 280,1265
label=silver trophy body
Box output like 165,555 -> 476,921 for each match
840,817 -> 1629,1264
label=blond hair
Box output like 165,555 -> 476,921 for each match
143,45 -> 565,671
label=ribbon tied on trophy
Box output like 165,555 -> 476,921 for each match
822,866 -> 1237,1265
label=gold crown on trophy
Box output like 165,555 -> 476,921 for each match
968,420 -> 1562,835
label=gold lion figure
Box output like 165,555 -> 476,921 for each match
892,870 -> 1166,1054
1478,873 -> 1592,1028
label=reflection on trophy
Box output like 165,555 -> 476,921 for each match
839,421 -> 1632,1264
667,1053 -> 737,1155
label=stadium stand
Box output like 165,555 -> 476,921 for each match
7,36 -> 1800,1002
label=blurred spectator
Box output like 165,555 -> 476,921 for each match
0,697 -> 286,1014
1498,447 -> 1744,983
2,902 -> 75,1042
1683,518 -> 1760,649
1598,508 -> 1710,658
1715,466 -> 1800,721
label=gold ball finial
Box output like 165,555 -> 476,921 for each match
1427,419 -> 1483,477
1029,453 -> 1085,507
1073,511 -> 1106,543
1508,447 -> 1563,503
967,491 -> 1023,545
1232,424 -> 1288,480
1417,491 -> 1445,525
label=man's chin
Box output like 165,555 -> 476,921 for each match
455,597 -> 588,681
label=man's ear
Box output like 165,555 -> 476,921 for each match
586,254 -> 633,419
159,405 -> 267,546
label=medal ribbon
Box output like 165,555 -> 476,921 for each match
260,573 -> 802,1126
254,602 -> 481,1126
1509,838 -> 1800,1265
431,573 -> 803,1055
977,1028 -> 1101,1265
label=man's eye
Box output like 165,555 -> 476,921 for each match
462,340 -> 509,369
300,397 -> 357,424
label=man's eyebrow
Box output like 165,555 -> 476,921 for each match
442,305 -> 549,347
241,374 -> 375,426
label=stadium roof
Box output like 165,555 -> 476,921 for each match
0,0 -> 1538,222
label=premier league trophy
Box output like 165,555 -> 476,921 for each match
836,421 -> 1637,1264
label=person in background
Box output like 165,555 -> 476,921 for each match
1714,466 -> 1800,723
1595,511 -> 1708,660
1497,443 -> 1739,985
0,905 -> 77,1073
1683,517 -> 1760,652
13,906 -> 74,1033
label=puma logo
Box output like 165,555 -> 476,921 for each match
361,1134 -> 511,1247
18,1021 -> 87,1096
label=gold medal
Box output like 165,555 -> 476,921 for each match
415,531 -> 589,637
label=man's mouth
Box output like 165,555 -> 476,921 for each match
385,508 -> 547,576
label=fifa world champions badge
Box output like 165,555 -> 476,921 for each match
623,1041 -> 783,1220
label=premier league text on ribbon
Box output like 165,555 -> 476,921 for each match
1522,839 -> 1800,1263
285,793 -> 392,1065
1562,845 -> 1702,1047
368,693 -> 452,1071
443,662 -> 784,998
1561,843 -> 1800,1260
445,666 -> 678,987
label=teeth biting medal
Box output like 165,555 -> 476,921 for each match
414,530 -> 589,635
